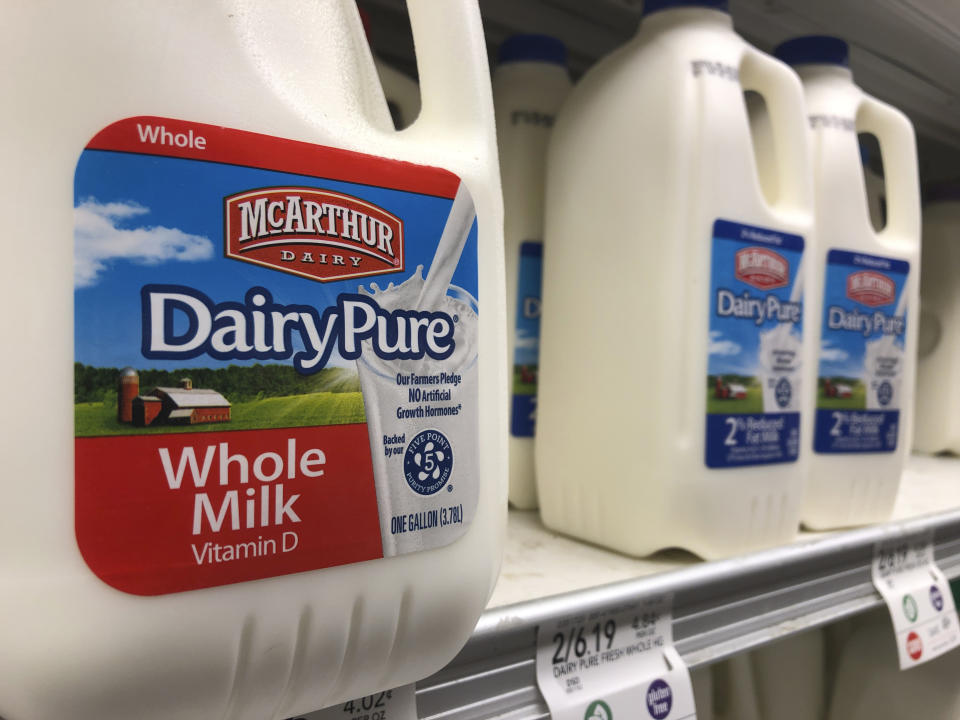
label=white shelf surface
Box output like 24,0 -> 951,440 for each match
488,453 -> 960,609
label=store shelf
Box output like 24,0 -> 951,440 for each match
415,454 -> 960,720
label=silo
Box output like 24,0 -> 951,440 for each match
180,377 -> 193,390
118,367 -> 139,423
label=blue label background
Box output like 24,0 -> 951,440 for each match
74,150 -> 479,370
814,249 -> 908,454
511,241 -> 541,438
706,219 -> 804,469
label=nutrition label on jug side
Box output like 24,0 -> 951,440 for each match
73,116 -> 479,595
705,219 -> 804,468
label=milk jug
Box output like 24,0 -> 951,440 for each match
775,36 -> 921,529
359,8 -> 422,129
0,2 -> 505,719
493,34 -> 572,510
914,184 -> 960,454
828,608 -> 960,720
537,0 -> 815,559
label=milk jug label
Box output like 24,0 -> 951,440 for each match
814,250 -> 908,453
511,241 -> 542,437
706,219 -> 804,468
73,117 -> 479,595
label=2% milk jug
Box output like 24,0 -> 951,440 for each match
537,0 -> 815,559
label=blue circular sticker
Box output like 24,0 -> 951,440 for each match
775,377 -> 792,408
403,430 -> 453,495
646,679 -> 672,720
931,584 -> 945,612
877,380 -> 893,406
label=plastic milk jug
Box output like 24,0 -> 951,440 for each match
0,2 -> 505,719
493,34 -> 572,509
775,36 -> 921,529
359,8 -> 422,129
537,0 -> 815,559
828,609 -> 960,720
914,184 -> 960,454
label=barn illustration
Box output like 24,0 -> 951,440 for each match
823,378 -> 853,399
118,368 -> 231,427
714,375 -> 747,400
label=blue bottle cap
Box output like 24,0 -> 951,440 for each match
774,36 -> 850,68
497,34 -> 567,66
641,0 -> 729,17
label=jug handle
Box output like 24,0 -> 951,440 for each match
405,0 -> 494,148
856,96 -> 921,242
739,46 -> 813,217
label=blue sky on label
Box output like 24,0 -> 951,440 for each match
708,236 -> 804,377
74,150 -> 478,370
817,262 -> 907,379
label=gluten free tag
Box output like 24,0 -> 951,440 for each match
535,595 -> 696,720
872,532 -> 960,669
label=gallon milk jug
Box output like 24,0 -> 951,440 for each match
359,8 -> 422,129
537,0 -> 815,559
774,36 -> 921,529
914,183 -> 960,454
493,34 -> 572,510
828,608 -> 960,720
0,3 -> 505,719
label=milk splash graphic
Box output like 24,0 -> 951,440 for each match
758,256 -> 804,413
357,184 -> 479,556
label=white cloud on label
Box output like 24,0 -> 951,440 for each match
708,330 -> 741,356
75,198 -> 214,287
820,342 -> 850,362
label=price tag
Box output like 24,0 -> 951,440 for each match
872,531 -> 960,669
536,595 -> 696,720
294,685 -> 417,720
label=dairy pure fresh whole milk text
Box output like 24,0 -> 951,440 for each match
914,184 -> 960,454
775,36 -> 920,530
494,34 -> 572,510
537,0 -> 815,559
0,3 -> 506,719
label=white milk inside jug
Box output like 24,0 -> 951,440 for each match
537,0 -> 814,559
914,185 -> 960,454
493,34 -> 572,510
828,608 -> 960,720
359,8 -> 422,129
0,2 -> 506,720
774,36 -> 920,530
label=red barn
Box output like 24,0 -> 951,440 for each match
126,376 -> 231,427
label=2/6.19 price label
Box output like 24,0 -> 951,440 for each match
872,532 -> 960,670
536,595 -> 696,720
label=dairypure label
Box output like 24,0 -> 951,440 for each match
814,250 -> 908,453
511,240 -> 542,437
73,117 -> 479,595
706,219 -> 804,468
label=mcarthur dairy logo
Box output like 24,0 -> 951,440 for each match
847,270 -> 895,307
225,187 -> 404,282
735,247 -> 789,290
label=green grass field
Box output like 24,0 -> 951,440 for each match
816,382 -> 867,410
706,385 -> 763,414
512,365 -> 537,396
76,391 -> 366,437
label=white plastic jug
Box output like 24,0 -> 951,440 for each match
914,184 -> 960,454
537,0 -> 815,559
774,36 -> 921,530
828,608 -> 960,720
359,8 -> 422,129
0,2 -> 505,719
493,34 -> 572,510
